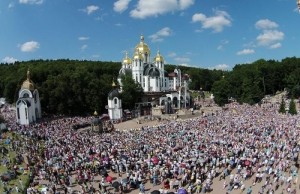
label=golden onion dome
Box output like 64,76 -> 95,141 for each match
21,69 -> 34,91
122,51 -> 132,65
135,35 -> 150,55
133,49 -> 144,60
154,50 -> 164,63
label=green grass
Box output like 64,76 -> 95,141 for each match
0,132 -> 30,194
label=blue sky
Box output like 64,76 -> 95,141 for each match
0,0 -> 300,70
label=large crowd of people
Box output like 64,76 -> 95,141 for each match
1,101 -> 300,194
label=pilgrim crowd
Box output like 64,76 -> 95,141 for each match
0,101 -> 300,194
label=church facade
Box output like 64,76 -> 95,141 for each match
16,70 -> 42,125
107,81 -> 123,120
115,36 -> 191,116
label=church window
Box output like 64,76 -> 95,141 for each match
23,93 -> 29,98
140,74 -> 142,83
114,99 -> 118,104
17,108 -> 20,119
135,75 -> 138,82
25,108 -> 28,119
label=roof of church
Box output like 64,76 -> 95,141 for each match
92,117 -> 102,125
154,50 -> 164,63
21,69 -> 35,91
122,51 -> 132,65
135,35 -> 150,55
108,89 -> 120,100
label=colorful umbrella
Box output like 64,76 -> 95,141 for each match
106,176 -> 113,183
152,156 -> 159,165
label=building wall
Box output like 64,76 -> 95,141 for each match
16,89 -> 42,125
108,97 -> 123,120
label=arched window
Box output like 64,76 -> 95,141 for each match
114,99 -> 118,104
23,93 -> 29,98
34,93 -> 37,103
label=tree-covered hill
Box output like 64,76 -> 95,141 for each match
212,57 -> 300,105
0,57 -> 299,114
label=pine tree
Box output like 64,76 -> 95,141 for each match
288,98 -> 297,115
279,98 -> 286,114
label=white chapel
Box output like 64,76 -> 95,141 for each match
107,80 -> 123,120
16,69 -> 42,125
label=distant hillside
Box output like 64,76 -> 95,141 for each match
0,57 -> 299,114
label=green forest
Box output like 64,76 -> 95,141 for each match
0,57 -> 299,115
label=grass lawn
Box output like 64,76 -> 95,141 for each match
0,132 -> 30,194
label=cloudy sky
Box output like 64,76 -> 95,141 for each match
0,0 -> 300,69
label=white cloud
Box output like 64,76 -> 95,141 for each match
269,42 -> 282,49
92,54 -> 100,58
236,49 -> 255,55
254,19 -> 284,49
20,41 -> 40,52
256,30 -> 284,47
130,0 -> 194,19
78,36 -> 89,41
81,44 -> 88,51
174,57 -> 190,63
149,27 -> 172,42
192,10 -> 232,33
255,19 -> 278,30
217,40 -> 229,50
19,0 -> 43,5
84,5 -> 99,15
217,45 -> 223,50
2,56 -> 18,64
114,0 -> 131,13
179,0 -> 195,10
8,3 -> 14,8
168,52 -> 177,57
213,64 -> 229,70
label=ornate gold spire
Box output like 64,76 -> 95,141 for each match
135,35 -> 150,56
27,69 -> 30,80
154,50 -> 164,62
112,78 -> 117,87
21,68 -> 35,91
122,51 -> 132,65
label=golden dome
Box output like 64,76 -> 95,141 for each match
21,69 -> 34,91
135,35 -> 151,55
94,110 -> 98,116
122,51 -> 132,65
154,50 -> 164,62
133,49 -> 144,60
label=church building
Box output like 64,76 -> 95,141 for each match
117,36 -> 191,114
16,70 -> 42,125
107,80 -> 123,120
